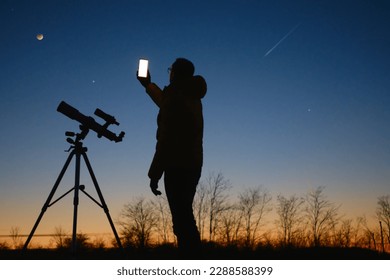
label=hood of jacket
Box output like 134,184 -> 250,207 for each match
171,75 -> 207,99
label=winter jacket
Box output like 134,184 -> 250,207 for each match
146,75 -> 207,180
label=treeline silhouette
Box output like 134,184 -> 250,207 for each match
116,172 -> 389,253
1,172 -> 389,259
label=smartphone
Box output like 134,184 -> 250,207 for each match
138,59 -> 149,78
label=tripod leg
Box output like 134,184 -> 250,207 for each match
82,152 -> 123,249
71,151 -> 82,254
23,151 -> 75,250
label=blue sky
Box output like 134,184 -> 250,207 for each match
1,0 -> 389,238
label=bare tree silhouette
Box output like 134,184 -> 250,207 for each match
119,197 -> 158,248
376,195 -> 390,247
357,215 -> 378,250
332,218 -> 354,247
304,186 -> 340,247
10,226 -> 23,250
152,196 -> 174,244
205,172 -> 231,242
238,186 -> 272,248
64,232 -> 91,250
51,226 -> 68,249
275,194 -> 304,247
193,172 -> 231,242
218,203 -> 242,245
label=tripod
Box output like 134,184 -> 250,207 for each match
23,128 -> 123,252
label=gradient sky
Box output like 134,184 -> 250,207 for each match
1,0 -> 389,243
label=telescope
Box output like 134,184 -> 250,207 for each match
57,101 -> 125,142
24,101 -> 125,252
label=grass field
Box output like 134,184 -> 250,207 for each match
1,244 -> 389,260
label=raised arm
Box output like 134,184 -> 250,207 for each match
145,83 -> 163,107
137,70 -> 163,107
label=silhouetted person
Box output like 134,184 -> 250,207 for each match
137,58 -> 207,258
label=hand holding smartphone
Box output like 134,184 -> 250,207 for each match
138,59 -> 149,78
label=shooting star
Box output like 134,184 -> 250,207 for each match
264,23 -> 301,57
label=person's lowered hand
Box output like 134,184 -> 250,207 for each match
149,179 -> 162,196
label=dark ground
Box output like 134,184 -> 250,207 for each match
1,244 -> 389,260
